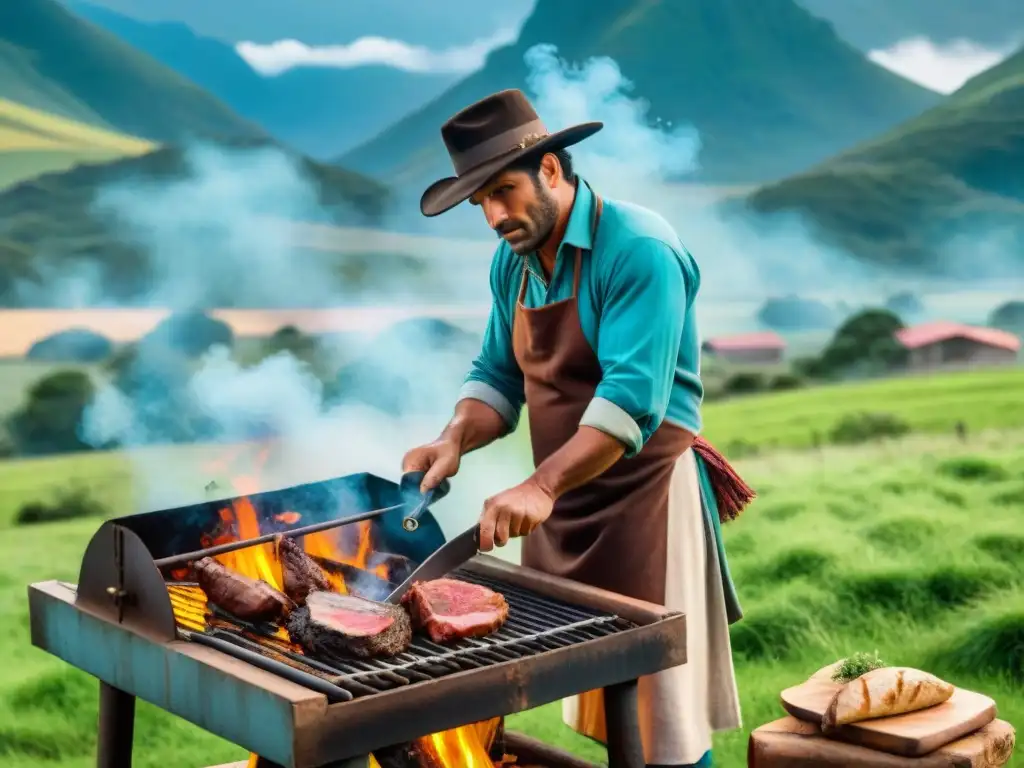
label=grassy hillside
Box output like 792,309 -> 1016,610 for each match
0,0 -> 265,143
0,418 -> 1020,764
746,45 -> 1024,273
0,142 -> 393,307
343,0 -> 940,186
0,97 -> 155,190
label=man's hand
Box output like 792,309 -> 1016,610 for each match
402,439 -> 461,493
478,479 -> 554,551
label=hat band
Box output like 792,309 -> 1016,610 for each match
451,118 -> 548,175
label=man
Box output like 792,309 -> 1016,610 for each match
403,89 -> 751,768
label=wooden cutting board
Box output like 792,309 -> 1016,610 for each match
780,672 -> 997,757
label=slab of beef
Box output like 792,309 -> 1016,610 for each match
193,557 -> 294,622
286,590 -> 412,658
401,578 -> 509,643
275,534 -> 331,605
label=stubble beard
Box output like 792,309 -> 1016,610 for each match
506,187 -> 559,256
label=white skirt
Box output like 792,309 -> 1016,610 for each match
561,448 -> 743,764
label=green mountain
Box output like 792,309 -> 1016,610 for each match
746,46 -> 1024,273
0,0 -> 265,142
341,0 -> 941,186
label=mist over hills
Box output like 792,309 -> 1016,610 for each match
747,44 -> 1024,275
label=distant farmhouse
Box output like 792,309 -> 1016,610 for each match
702,332 -> 786,365
895,321 -> 1021,371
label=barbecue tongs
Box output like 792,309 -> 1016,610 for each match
386,524 -> 480,604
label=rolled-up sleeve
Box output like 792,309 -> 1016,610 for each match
580,237 -> 688,457
457,252 -> 525,432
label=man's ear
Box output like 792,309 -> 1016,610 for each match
539,153 -> 561,187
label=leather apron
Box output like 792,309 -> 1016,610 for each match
512,194 -> 693,605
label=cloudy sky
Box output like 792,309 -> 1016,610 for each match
868,36 -> 1019,93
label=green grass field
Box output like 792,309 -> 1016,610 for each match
0,371 -> 1021,766
0,97 -> 155,190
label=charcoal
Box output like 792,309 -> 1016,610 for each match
286,590 -> 412,658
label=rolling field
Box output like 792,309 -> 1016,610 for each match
0,370 -> 1021,766
0,98 -> 154,190
701,365 -> 1024,450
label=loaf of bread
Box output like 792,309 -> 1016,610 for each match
822,667 -> 954,731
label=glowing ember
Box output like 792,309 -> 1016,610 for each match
275,511 -> 301,524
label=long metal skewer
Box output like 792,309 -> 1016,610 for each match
152,503 -> 404,569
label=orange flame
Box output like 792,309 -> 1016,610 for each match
196,445 -> 508,768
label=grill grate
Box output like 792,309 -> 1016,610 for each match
170,570 -> 637,700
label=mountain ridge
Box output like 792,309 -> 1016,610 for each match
0,0 -> 265,143
341,0 -> 942,186
63,0 -> 461,157
746,44 -> 1024,274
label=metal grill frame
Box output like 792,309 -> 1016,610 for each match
28,478 -> 688,768
171,568 -> 644,702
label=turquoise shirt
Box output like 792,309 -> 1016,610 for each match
458,178 -> 704,458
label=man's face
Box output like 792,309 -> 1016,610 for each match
470,169 -> 559,255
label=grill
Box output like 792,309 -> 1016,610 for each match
28,471 -> 688,768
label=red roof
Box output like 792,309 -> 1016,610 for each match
895,321 -> 1021,352
703,331 -> 786,351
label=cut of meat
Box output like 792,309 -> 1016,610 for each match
275,534 -> 331,605
193,557 -> 294,622
286,590 -> 412,658
401,578 -> 509,643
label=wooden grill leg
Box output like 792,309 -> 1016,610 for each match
97,681 -> 135,768
603,680 -> 644,768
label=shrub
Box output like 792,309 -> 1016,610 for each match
26,328 -> 114,363
828,411 -> 910,445
14,486 -> 109,525
936,456 -> 1009,482
7,370 -> 97,455
768,372 -> 804,391
722,371 -> 767,395
141,310 -> 234,358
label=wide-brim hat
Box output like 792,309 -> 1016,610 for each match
420,89 -> 603,217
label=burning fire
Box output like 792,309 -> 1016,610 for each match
182,446 -> 510,768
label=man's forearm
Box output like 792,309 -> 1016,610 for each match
441,398 -> 510,455
530,426 -> 625,500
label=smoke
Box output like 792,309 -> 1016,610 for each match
515,44 -> 882,307
76,146 -> 525,542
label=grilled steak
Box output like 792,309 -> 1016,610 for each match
193,557 -> 294,622
401,578 -> 509,643
286,590 -> 412,658
275,534 -> 331,605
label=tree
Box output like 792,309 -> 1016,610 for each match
141,310 -> 234,358
989,301 -> 1024,335
26,328 -> 113,363
818,308 -> 907,375
8,370 -> 97,455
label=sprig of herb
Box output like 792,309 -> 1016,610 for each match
831,651 -> 886,683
